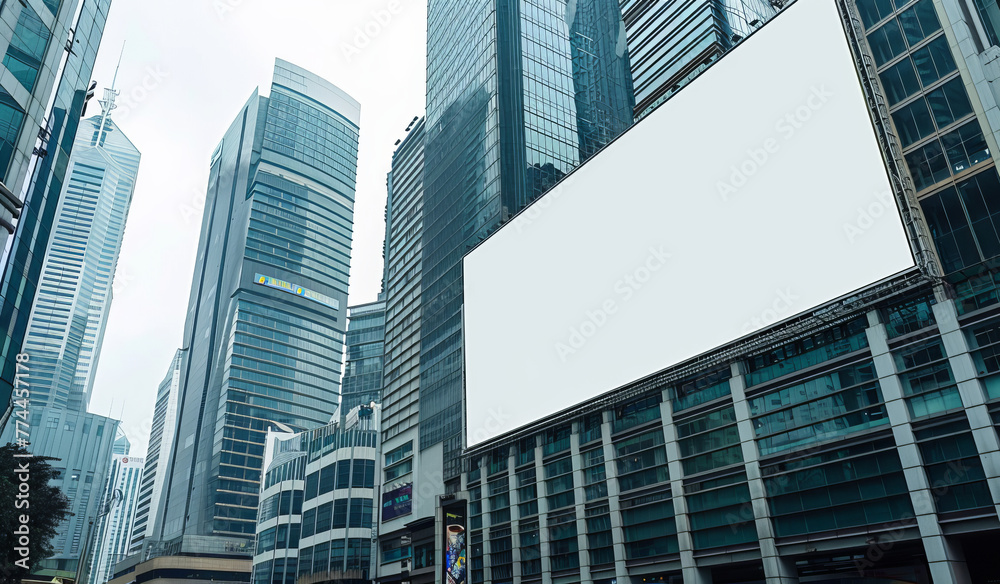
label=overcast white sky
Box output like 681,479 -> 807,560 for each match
87,0 -> 427,456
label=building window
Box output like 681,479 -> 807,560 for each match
518,521 -> 541,576
763,438 -> 913,537
973,0 -> 1000,46
614,429 -> 669,492
914,419 -> 995,513
750,361 -> 888,455
542,424 -> 571,456
3,3 -> 51,91
611,394 -> 661,434
516,468 -> 538,518
333,499 -> 348,529
921,169 -> 1000,275
965,317 -> 1000,400
319,463 -> 336,494
672,367 -> 732,412
545,456 -> 575,511
894,338 -> 963,418
857,0 -> 898,30
621,492 -> 678,560
488,477 -> 510,525
880,58 -> 921,105
517,436 -> 536,466
0,86 -> 24,183
548,513 -> 579,571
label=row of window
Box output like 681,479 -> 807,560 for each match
304,459 -> 375,498
300,498 -> 374,537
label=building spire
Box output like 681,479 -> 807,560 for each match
97,43 -> 125,147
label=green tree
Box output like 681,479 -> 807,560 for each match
0,443 -> 71,582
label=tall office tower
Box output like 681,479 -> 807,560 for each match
88,453 -> 144,584
382,117 -> 423,443
129,349 -> 185,556
621,0 -> 776,119
422,0 -> 635,483
0,0 -> 114,430
21,105 -> 140,412
378,118 -> 431,584
154,60 -> 360,549
340,300 -> 386,416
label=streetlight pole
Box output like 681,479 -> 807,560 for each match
75,488 -> 122,584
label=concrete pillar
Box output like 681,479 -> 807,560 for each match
600,414 -> 631,584
866,310 -> 972,584
570,427 -> 592,583
659,391 -> 710,584
480,457 -> 493,582
510,446 -> 521,584
931,301 -> 1000,518
729,363 -> 798,584
536,441 -> 553,584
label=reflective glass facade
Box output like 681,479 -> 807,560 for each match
87,453 -> 144,584
423,0 -> 635,480
382,117 -> 423,442
129,348 -> 185,556
156,61 -> 360,543
622,0 -> 776,118
21,115 -> 140,413
0,0 -> 110,434
254,405 -> 380,584
340,300 -> 386,416
855,0 -> 1000,316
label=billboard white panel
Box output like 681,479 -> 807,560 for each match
463,0 -> 916,447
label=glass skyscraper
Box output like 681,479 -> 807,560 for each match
422,0 -> 635,481
0,0 -> 113,431
21,111 -> 140,412
340,300 -> 386,416
155,60 -> 361,545
382,117 -> 423,444
621,0 -> 776,118
87,451 -> 144,584
129,348 -> 185,557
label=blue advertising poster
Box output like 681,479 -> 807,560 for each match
382,483 -> 413,522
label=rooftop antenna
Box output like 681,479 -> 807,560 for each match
97,43 -> 125,147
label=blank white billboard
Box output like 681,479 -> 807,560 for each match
462,0 -> 917,447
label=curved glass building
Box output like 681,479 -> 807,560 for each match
154,60 -> 361,546
254,404 -> 380,584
